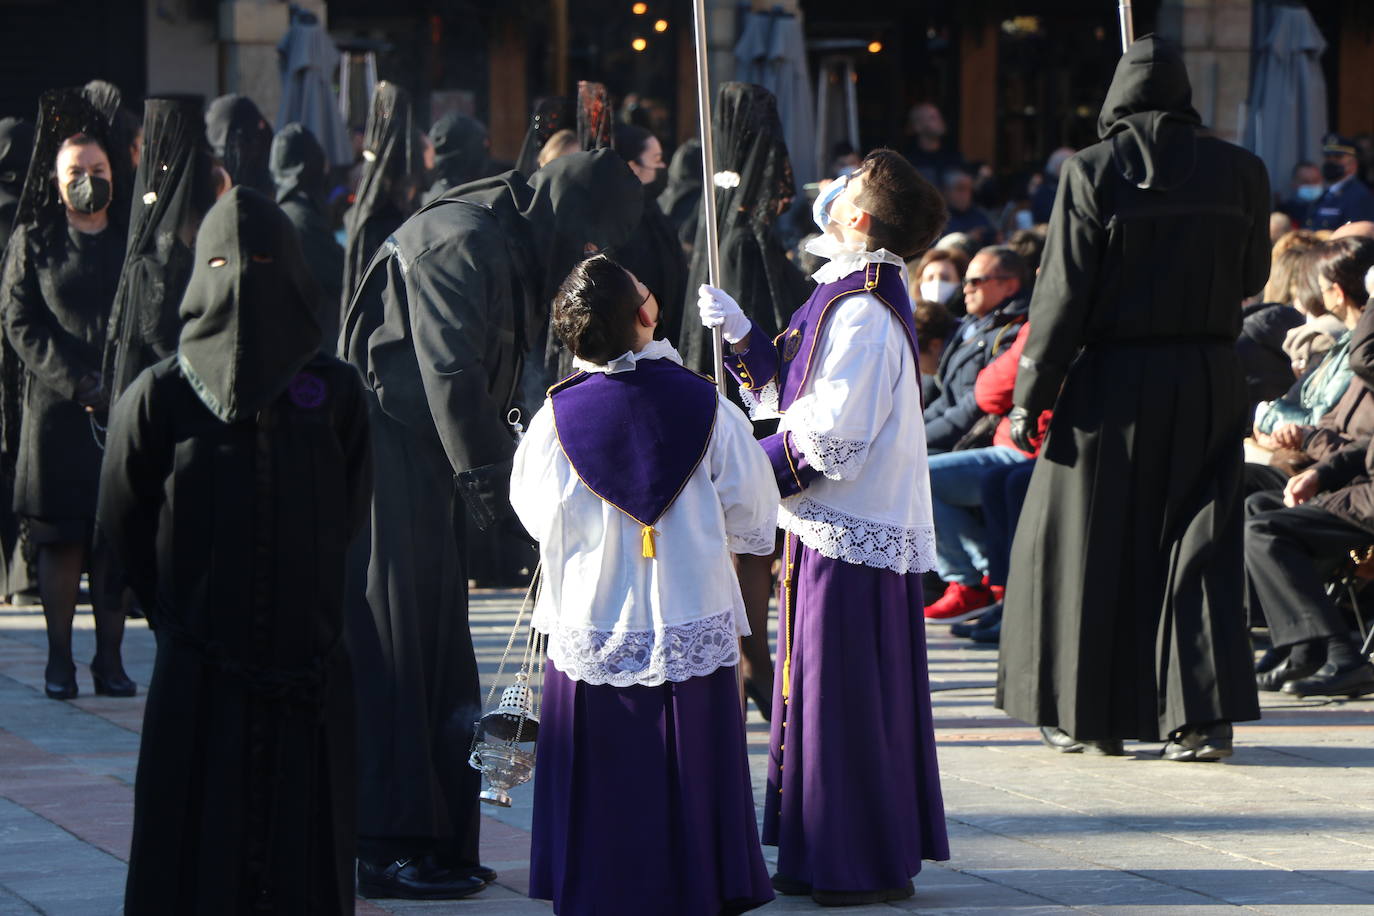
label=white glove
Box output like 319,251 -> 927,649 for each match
697,284 -> 752,344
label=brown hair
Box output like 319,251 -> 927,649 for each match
1314,236 -> 1374,307
552,255 -> 642,364
853,148 -> 946,259
913,300 -> 958,353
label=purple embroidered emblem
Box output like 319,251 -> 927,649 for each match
288,372 -> 326,409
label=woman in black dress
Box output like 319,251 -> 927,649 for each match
1,88 -> 132,699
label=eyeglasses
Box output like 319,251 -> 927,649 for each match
963,274 -> 1012,288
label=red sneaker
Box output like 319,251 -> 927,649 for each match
989,584 -> 1006,602
924,582 -> 995,624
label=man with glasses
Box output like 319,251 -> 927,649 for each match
923,246 -> 1030,453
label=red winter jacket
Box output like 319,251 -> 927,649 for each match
974,324 -> 1052,457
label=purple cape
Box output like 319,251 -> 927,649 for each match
549,358 -> 717,553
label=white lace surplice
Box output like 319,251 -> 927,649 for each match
510,350 -> 780,687
750,289 -> 936,575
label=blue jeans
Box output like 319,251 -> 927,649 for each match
928,446 -> 1029,585
979,459 -> 1036,588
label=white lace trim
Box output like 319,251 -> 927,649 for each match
729,527 -> 777,557
790,429 -> 870,481
542,609 -> 740,687
739,380 -> 781,420
779,497 -> 936,575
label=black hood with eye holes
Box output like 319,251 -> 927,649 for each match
177,186 -> 321,422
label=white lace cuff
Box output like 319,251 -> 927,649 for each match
779,497 -> 935,575
739,381 -> 781,420
542,609 -> 740,687
790,429 -> 870,481
728,527 -> 777,557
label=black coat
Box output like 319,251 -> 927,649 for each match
923,298 -> 1027,453
1305,176 -> 1374,231
1236,301 -> 1304,413
2,221 -> 124,522
998,36 -> 1270,741
281,195 -> 344,351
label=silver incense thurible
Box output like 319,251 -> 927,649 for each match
468,673 -> 540,807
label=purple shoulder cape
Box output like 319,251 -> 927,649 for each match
549,358 -> 717,558
776,261 -> 918,411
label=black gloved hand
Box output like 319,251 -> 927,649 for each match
1008,406 -> 1037,454
454,459 -> 515,531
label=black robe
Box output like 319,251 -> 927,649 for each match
997,36 -> 1271,741
272,124 -> 345,353
2,221 -> 124,524
340,149 -> 640,864
99,187 -> 369,915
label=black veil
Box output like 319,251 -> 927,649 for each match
680,82 -> 806,375
342,81 -> 420,308
513,96 -> 573,176
102,96 -> 216,399
205,94 -> 275,196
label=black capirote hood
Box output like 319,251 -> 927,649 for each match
177,186 -> 322,422
270,122 -> 329,211
1097,35 -> 1202,192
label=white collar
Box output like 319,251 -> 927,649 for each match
805,235 -> 910,288
572,339 -> 682,375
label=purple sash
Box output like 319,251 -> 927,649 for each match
549,359 -> 717,558
776,261 -> 918,411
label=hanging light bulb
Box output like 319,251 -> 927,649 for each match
632,37 -> 648,52
632,2 -> 648,14
654,19 -> 669,32
868,41 -> 883,54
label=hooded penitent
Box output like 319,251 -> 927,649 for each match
1096,35 -> 1203,193
103,96 -> 217,399
177,186 -> 321,423
997,35 -> 1271,743
271,123 -> 345,350
205,94 -> 276,196
342,82 -> 419,308
421,113 -> 490,204
682,82 -> 807,376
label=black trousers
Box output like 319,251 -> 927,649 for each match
1244,491 -> 1371,648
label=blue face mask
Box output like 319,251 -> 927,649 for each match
812,174 -> 849,231
1296,183 -> 1324,202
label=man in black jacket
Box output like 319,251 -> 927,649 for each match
923,245 -> 1028,453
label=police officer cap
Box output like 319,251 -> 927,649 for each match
1323,134 -> 1358,157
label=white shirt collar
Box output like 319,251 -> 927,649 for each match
572,338 -> 682,375
804,234 -> 911,289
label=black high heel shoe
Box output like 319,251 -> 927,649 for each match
90,665 -> 137,698
45,674 -> 78,700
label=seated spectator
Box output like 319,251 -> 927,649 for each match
924,323 -> 1051,626
1256,239 -> 1374,437
1238,235 -> 1319,414
924,245 -> 1030,453
1029,147 -> 1074,225
913,299 -> 958,407
902,102 -> 964,186
1007,227 -> 1045,277
911,246 -> 967,310
1276,161 -> 1323,225
940,169 -> 998,247
1306,134 -> 1374,232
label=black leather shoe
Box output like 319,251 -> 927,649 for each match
90,665 -> 137,698
458,864 -> 497,884
771,873 -> 811,895
1282,661 -> 1374,698
1161,722 -> 1233,761
1253,646 -> 1286,675
357,857 -> 488,900
951,603 -> 1001,639
812,880 -> 914,907
969,617 -> 1002,645
743,677 -> 772,722
1039,726 -> 1124,756
1256,655 -> 1320,692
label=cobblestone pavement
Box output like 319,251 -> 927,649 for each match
1,593 -> 1372,915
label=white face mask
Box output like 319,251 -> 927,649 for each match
812,173 -> 850,231
920,278 -> 959,304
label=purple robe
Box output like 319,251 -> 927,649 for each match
724,262 -> 950,893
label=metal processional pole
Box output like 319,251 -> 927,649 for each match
691,0 -> 728,395
1117,0 -> 1135,53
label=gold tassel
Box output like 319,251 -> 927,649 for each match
781,656 -> 791,700
641,525 -> 657,559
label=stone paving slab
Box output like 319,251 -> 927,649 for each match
2,597 -> 1373,915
